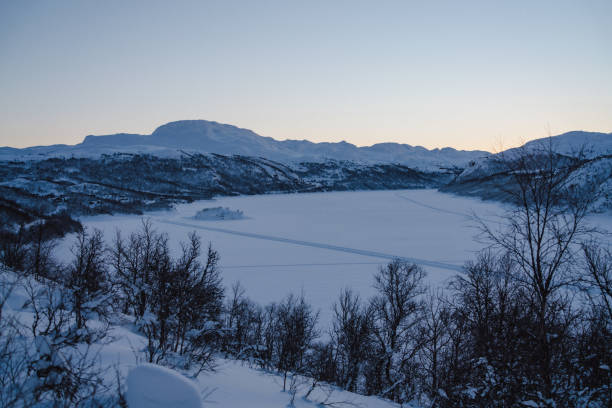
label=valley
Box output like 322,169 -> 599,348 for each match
1,121 -> 611,408
57,189 -> 612,327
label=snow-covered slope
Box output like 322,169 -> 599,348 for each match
468,131 -> 610,174
456,131 -> 612,180
445,131 -> 612,210
521,130 -> 612,158
0,153 -> 448,235
2,269 -> 399,408
0,120 -> 488,170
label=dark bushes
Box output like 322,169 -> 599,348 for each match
110,220 -> 224,373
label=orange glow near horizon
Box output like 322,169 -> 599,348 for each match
1,1 -> 611,151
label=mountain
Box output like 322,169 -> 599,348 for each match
1,123 -> 610,238
0,120 -> 489,170
0,151 -> 450,237
510,130 -> 612,159
453,131 -> 611,180
443,131 -> 612,210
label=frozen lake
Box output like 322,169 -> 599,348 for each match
64,189 -> 612,327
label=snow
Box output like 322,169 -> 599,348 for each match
458,131 -> 612,183
522,131 -> 612,158
59,189 -> 612,328
0,143 -> 190,161
100,323 -> 400,408
197,359 -> 399,408
2,270 -> 400,408
59,190 -> 505,327
0,119 -> 488,170
63,189 -> 612,327
126,364 -> 202,408
6,187 -> 612,407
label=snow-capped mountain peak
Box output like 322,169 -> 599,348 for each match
1,120 -> 489,170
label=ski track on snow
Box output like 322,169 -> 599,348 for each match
156,218 -> 464,272
221,261 -> 383,269
394,192 -> 472,218
394,192 -> 503,225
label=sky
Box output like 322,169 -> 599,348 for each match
0,0 -> 611,151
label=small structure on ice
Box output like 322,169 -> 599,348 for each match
126,363 -> 203,408
194,206 -> 244,221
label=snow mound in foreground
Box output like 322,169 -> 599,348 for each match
126,364 -> 202,408
194,206 -> 245,221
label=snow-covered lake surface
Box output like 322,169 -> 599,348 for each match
63,189 -> 612,327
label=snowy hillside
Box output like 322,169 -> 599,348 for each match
2,127 -> 610,239
0,269 -> 400,408
521,130 -> 612,158
0,153 -> 448,237
455,131 -> 612,180
445,131 -> 612,210
0,119 -> 489,170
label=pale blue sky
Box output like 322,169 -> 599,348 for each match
1,0 -> 611,150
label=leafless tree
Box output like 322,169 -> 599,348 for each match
418,289 -> 450,400
64,228 -> 111,331
0,226 -> 29,271
330,288 -> 372,393
367,260 -> 426,402
25,222 -> 57,280
3,274 -> 110,406
110,218 -> 167,319
111,222 -> 224,374
476,140 -> 600,404
273,293 -> 319,391
223,281 -> 265,361
581,241 -> 612,321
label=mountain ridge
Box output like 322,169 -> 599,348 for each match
443,130 -> 612,210
2,119 -> 489,170
2,120 -> 611,172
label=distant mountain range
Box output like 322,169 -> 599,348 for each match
2,120 -> 610,169
1,120 -> 489,170
4,120 -> 610,172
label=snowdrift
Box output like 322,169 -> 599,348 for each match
126,364 -> 202,408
